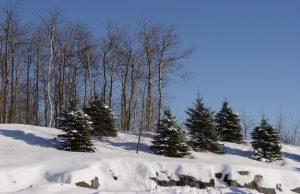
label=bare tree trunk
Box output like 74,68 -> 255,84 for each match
127,63 -> 136,131
35,51 -> 40,125
83,65 -> 87,106
108,74 -> 113,108
57,46 -> 63,116
102,54 -> 107,104
14,64 -> 18,123
87,52 -> 93,101
157,61 -> 163,127
121,63 -> 129,130
47,28 -> 54,127
26,53 -> 31,124
145,54 -> 152,131
0,51 -> 3,123
44,86 -> 48,126
136,85 -> 146,153
9,43 -> 15,123
3,37 -> 9,123
0,51 -> 5,123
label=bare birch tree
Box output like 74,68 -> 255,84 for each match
41,9 -> 63,127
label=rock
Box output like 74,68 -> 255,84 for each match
223,174 -> 276,194
260,188 -> 276,194
150,177 -> 176,187
238,171 -> 250,176
75,181 -> 91,189
75,176 -> 99,190
244,175 -> 263,192
91,177 -> 100,189
215,173 -> 222,179
276,184 -> 282,192
292,187 -> 300,193
223,174 -> 242,187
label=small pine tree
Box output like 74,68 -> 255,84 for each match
84,96 -> 117,137
150,108 -> 190,158
215,100 -> 243,143
185,97 -> 223,154
57,104 -> 95,152
251,117 -> 282,162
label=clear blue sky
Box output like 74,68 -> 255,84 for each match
4,0 -> 300,129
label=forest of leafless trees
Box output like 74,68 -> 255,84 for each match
0,4 -> 193,131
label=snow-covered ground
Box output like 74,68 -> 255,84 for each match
0,124 -> 299,194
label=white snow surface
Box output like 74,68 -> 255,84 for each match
0,124 -> 299,194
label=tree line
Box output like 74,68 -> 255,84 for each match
0,4 -> 193,130
57,94 -> 282,162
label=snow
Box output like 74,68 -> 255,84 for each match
0,124 -> 299,194
12,185 -> 261,194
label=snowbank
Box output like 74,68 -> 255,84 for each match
0,124 -> 299,194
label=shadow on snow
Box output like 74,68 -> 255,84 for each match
223,145 -> 252,158
103,140 -> 150,153
0,129 -> 58,148
283,152 -> 300,162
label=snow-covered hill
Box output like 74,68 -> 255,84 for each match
0,124 -> 299,194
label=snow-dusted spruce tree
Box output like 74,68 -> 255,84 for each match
251,117 -> 282,162
150,108 -> 190,158
215,100 -> 243,143
84,96 -> 117,137
185,97 -> 223,154
57,103 -> 95,152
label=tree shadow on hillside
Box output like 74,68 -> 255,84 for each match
283,152 -> 300,162
294,168 -> 300,171
103,140 -> 149,153
223,146 -> 252,158
0,129 -> 58,148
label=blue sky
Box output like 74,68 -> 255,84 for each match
4,0 -> 300,128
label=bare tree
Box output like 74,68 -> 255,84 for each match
32,28 -> 46,125
0,4 -> 18,123
240,111 -> 255,140
40,9 -> 62,127
292,120 -> 300,145
281,130 -> 293,145
138,20 -> 194,131
0,3 -> 29,123
275,110 -> 286,141
99,22 -> 120,105
0,6 -> 195,135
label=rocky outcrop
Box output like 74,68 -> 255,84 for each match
151,172 -> 284,194
74,173 -> 298,194
225,174 -> 275,194
150,174 -> 214,189
75,176 -> 99,189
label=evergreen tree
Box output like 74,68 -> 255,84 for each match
185,97 -> 223,154
57,104 -> 95,152
251,117 -> 282,162
84,96 -> 117,137
215,100 -> 243,143
150,108 -> 190,158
